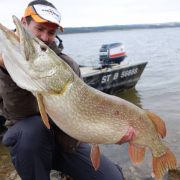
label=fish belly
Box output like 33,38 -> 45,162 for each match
43,91 -> 129,144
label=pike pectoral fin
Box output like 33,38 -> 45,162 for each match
128,143 -> 146,164
147,111 -> 166,138
90,144 -> 101,171
36,93 -> 50,129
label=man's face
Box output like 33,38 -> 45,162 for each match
21,17 -> 58,46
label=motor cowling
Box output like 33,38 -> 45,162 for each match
99,43 -> 127,65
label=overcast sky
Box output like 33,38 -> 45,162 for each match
0,0 -> 180,29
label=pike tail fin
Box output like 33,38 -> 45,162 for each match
147,111 -> 166,138
153,149 -> 177,180
128,143 -> 146,164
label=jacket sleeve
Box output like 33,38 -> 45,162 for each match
0,96 -> 3,116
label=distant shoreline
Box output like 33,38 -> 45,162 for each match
60,22 -> 180,34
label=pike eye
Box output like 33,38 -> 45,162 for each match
41,46 -> 47,52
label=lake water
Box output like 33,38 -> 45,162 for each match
1,27 -> 180,179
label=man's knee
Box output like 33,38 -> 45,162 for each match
3,116 -> 53,150
3,116 -> 54,176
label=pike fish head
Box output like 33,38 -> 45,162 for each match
0,16 -> 74,94
13,15 -> 75,94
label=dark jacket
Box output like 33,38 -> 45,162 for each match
0,42 -> 81,152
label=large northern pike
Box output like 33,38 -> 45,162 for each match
0,16 -> 177,180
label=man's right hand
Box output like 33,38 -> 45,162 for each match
0,53 -> 5,68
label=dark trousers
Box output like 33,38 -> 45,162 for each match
3,115 -> 124,180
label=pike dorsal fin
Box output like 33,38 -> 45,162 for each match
128,143 -> 146,164
36,93 -> 50,129
90,144 -> 101,171
147,111 -> 166,138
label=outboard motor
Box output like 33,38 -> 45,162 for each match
99,43 -> 127,65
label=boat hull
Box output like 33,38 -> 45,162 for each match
81,62 -> 147,94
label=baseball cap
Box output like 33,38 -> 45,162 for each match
24,4 -> 64,32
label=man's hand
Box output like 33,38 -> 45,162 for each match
0,53 -> 5,68
118,127 -> 136,144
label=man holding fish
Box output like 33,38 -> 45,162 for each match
0,0 -> 125,180
0,0 -> 177,179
